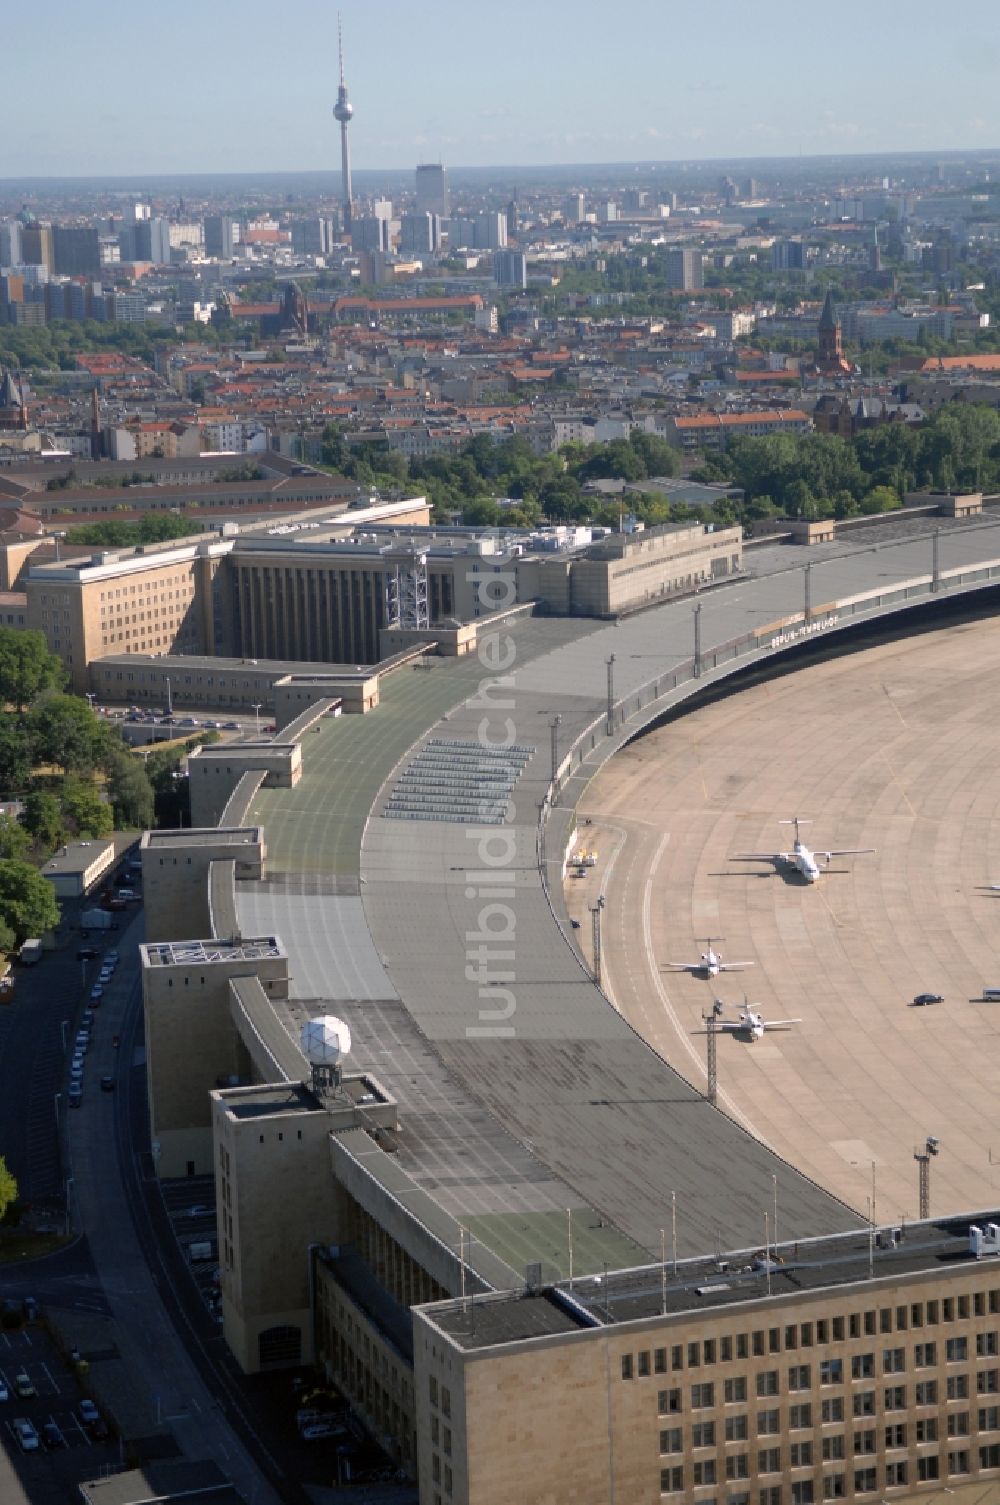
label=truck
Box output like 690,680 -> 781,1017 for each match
80,908 -> 116,932
19,939 -> 43,966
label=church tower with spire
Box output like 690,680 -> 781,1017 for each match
816,290 -> 851,375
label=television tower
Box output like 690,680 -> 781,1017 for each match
333,14 -> 354,230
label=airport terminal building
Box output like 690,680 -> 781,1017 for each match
133,519 -> 1000,1502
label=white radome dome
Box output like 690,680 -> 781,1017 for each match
300,1015 -> 351,1067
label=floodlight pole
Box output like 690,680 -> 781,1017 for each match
590,895 -> 605,986
693,603 -> 703,679
703,1009 -> 718,1107
804,561 -> 812,619
606,654 -> 616,736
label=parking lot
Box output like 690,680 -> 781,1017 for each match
0,1323 -> 120,1500
160,1176 -> 222,1324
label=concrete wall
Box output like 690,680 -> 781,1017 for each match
188,744 -> 300,828
140,829 -> 265,943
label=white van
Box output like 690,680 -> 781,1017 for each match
983,987 -> 1000,1001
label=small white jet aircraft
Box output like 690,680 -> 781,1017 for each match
664,938 -> 754,980
732,817 -> 875,885
701,997 -> 802,1043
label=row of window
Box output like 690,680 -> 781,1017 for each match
661,1449 -> 994,1498
622,1296 -> 1000,1381
655,1366 -> 1000,1415
661,1412 -> 1000,1459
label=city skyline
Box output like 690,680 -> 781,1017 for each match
6,0 -> 1000,178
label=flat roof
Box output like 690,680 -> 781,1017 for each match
143,827 -> 262,849
143,938 -> 283,967
218,1081 -> 320,1120
40,839 -> 114,875
425,1213 -> 1000,1350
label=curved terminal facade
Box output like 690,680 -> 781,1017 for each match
139,518 -> 1000,1502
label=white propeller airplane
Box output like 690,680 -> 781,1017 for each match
700,997 -> 802,1043
664,938 -> 754,980
731,817 -> 875,885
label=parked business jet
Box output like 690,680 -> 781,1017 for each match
701,998 -> 802,1042
664,939 -> 753,980
731,817 -> 875,884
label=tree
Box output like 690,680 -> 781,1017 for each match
859,485 -> 903,516
104,747 -> 154,830
0,718 -> 33,792
0,629 -> 64,712
0,859 -> 61,942
0,817 -> 29,862
60,779 -> 114,839
0,1156 -> 17,1222
0,916 -> 15,959
21,790 -> 65,852
28,694 -> 108,775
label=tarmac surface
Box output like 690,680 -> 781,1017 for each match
568,610 -> 1000,1228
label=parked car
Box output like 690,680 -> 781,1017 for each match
12,1417 -> 38,1452
21,1296 -> 38,1321
13,1371 -> 35,1398
100,1075 -> 115,1093
913,992 -> 944,1007
77,1399 -> 99,1426
0,1378 -> 8,1400
90,984 -> 104,1001
68,1084 -> 82,1107
41,1420 -> 64,1449
76,945 -> 98,961
222,722 -> 241,731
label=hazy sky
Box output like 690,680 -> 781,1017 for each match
7,0 -> 1000,178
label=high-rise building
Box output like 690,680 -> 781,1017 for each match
399,213 -> 440,256
20,224 -> 54,274
0,219 -> 22,268
493,249 -> 526,289
149,218 -> 171,265
447,217 -> 476,250
666,247 -> 703,291
291,218 -> 335,256
563,193 -> 586,224
415,163 -> 448,218
53,226 -> 101,276
474,212 -> 507,250
333,17 -> 354,229
772,239 -> 806,272
352,216 -> 390,254
204,216 -> 236,260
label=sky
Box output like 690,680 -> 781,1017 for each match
6,0 -> 1000,179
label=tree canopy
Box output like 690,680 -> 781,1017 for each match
0,630 -> 64,713
0,859 -> 60,942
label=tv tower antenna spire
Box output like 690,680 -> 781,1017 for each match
333,11 -> 354,230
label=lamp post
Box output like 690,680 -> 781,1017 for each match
252,703 -> 262,738
606,654 -> 616,736
693,602 -> 702,679
165,676 -> 172,714
914,1135 -> 940,1220
590,895 -> 605,986
549,714 -> 562,794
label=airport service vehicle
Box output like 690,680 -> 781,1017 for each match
913,992 -> 944,1007
701,998 -> 802,1043
731,817 -> 875,884
664,938 -> 753,980
80,908 -> 116,931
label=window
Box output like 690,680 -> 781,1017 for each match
822,1436 -> 845,1461
980,1444 -> 1000,1470
726,1416 -> 749,1441
851,1354 -> 874,1380
947,1374 -> 970,1400
821,1397 -> 844,1424
884,1386 -> 906,1411
659,1389 -> 682,1415
822,1474 -> 846,1499
948,1451 -> 970,1476
789,1442 -> 812,1468
688,1342 -> 701,1369
760,1490 -> 781,1505
884,1423 -> 906,1449
980,1369 -> 1000,1394
757,1448 -> 781,1474
655,1348 -> 667,1374
725,1378 -> 747,1404
853,1430 -> 876,1455
693,1460 -> 716,1486
883,1348 -> 905,1374
885,1460 -> 907,1487
788,1365 -> 810,1391
820,1359 -> 843,1386
752,1331 -> 765,1357
914,1342 -> 936,1367
980,1333 -> 1000,1358
661,1465 -> 684,1493
757,1410 -> 780,1436
639,1351 -> 651,1378
946,1336 -> 968,1362
441,1387 -> 450,1419
726,1455 -> 750,1481
852,1392 -> 875,1417
693,1422 -> 715,1448
791,1485 -> 813,1505
785,1326 -> 798,1351
948,1411 -> 970,1437
853,1466 -> 877,1493
691,1383 -> 715,1409
672,1345 -> 684,1371
790,1404 -> 812,1430
916,1456 -> 939,1481
720,1337 -> 732,1363
757,1372 -> 779,1397
660,1428 -> 683,1455
980,1406 -> 1000,1431
915,1380 -> 938,1406
622,1355 -> 634,1380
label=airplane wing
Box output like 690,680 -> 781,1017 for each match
761,1018 -> 801,1031
718,961 -> 753,971
819,847 -> 876,860
663,962 -> 699,973
731,851 -> 793,865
